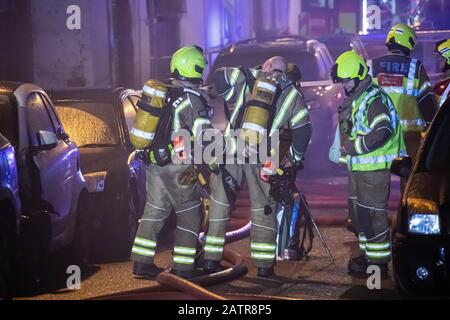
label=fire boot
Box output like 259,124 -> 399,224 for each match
257,267 -> 275,278
133,262 -> 165,280
348,255 -> 389,278
203,260 -> 223,273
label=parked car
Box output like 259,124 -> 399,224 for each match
0,133 -> 20,298
51,88 -> 146,260
391,97 -> 450,297
317,33 -> 369,60
206,37 -> 346,177
0,81 -> 87,290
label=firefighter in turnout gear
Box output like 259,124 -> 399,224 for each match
368,23 -> 437,163
203,57 -> 312,277
331,51 -> 406,277
130,46 -> 212,279
433,39 -> 450,108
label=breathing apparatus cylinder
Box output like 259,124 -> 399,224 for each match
130,80 -> 169,149
240,78 -> 278,145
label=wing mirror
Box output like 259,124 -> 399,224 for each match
391,157 -> 412,179
37,131 -> 58,150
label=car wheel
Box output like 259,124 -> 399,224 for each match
0,206 -> 17,300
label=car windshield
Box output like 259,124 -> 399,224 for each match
210,50 -> 323,82
0,94 -> 18,147
55,102 -> 120,148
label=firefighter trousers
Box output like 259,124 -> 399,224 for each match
204,164 -> 277,268
130,164 -> 202,272
348,170 -> 391,264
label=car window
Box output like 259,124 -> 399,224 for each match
0,94 -> 18,147
26,93 -> 56,146
210,50 -> 323,82
39,93 -> 62,131
123,96 -> 138,132
54,102 -> 120,148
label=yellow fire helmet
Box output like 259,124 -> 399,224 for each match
386,23 -> 417,54
435,39 -> 450,66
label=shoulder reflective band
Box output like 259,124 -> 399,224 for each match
367,60 -> 373,77
143,85 -> 166,99
270,88 -> 298,136
173,99 -> 191,131
407,59 -> 418,96
131,128 -> 155,140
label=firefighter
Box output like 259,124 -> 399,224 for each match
368,23 -> 437,163
331,51 -> 406,277
433,39 -> 450,108
203,57 -> 312,277
130,46 -> 212,279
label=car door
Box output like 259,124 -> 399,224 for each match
25,92 -> 78,238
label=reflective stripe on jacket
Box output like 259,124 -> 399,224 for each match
347,85 -> 407,172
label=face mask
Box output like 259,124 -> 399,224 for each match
342,79 -> 357,96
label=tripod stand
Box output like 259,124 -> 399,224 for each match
273,172 -> 335,264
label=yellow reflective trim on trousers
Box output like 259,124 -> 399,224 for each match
251,243 -> 277,252
204,245 -> 224,253
132,246 -> 155,257
134,237 -> 157,248
291,108 -> 308,126
271,89 -> 297,136
173,256 -> 195,265
174,246 -> 197,256
366,242 -> 391,250
251,252 -> 276,260
206,236 -> 226,245
173,99 -> 191,131
366,251 -> 391,259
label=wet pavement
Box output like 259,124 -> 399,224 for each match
16,227 -> 400,300
16,176 -> 402,300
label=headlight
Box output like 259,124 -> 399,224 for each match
408,213 -> 441,235
407,198 -> 441,235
